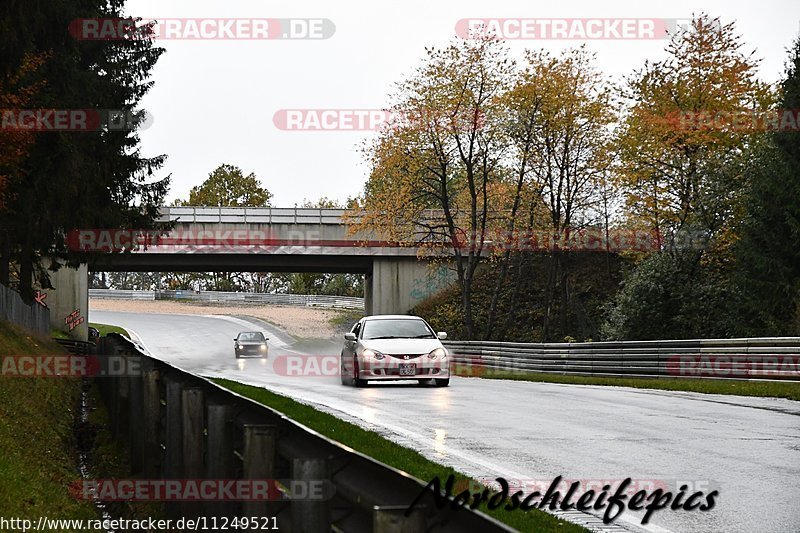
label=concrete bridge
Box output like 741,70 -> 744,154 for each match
76,206 -> 456,319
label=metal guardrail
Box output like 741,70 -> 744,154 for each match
54,337 -> 95,355
443,338 -> 800,382
89,289 -> 365,310
89,289 -> 155,300
96,333 -> 512,532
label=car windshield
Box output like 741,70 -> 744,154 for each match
361,319 -> 435,340
238,332 -> 264,341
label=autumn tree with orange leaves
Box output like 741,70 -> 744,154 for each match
356,39 -> 615,339
603,15 -> 779,340
0,53 -> 46,284
614,14 -> 774,253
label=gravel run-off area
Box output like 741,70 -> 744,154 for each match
89,298 -> 362,340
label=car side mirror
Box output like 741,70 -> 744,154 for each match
233,338 -> 237,341
437,332 -> 447,340
344,332 -> 356,341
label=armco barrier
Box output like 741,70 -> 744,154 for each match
89,289 -> 155,300
95,334 -> 510,532
90,289 -> 365,310
443,338 -> 800,382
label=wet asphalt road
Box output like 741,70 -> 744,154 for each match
90,310 -> 800,533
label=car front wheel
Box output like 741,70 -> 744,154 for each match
353,357 -> 367,387
434,378 -> 449,387
340,355 -> 354,385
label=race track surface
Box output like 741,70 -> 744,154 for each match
90,310 -> 800,533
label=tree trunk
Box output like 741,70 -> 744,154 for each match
0,229 -> 9,286
498,253 -> 527,340
18,230 -> 33,302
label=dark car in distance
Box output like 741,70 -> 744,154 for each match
234,331 -> 269,358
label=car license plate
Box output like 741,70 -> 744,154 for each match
399,363 -> 416,376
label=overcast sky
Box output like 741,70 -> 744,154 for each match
126,0 -> 800,207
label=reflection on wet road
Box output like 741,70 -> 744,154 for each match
91,310 -> 800,533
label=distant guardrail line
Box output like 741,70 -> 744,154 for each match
89,289 -> 364,310
89,289 -> 156,300
443,338 -> 800,382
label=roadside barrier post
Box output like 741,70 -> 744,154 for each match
181,387 -> 206,517
113,355 -> 130,441
207,400 -> 236,516
142,368 -> 161,477
242,424 -> 277,517
374,505 -> 427,533
127,363 -> 144,473
291,456 -> 332,533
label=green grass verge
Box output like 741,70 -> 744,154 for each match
212,378 -> 587,533
328,309 -> 364,330
88,322 -> 128,337
459,369 -> 800,401
50,328 -> 71,340
0,320 -> 97,523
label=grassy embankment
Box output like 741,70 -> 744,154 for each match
0,320 -> 164,527
0,320 -> 96,520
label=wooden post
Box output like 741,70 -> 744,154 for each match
142,368 -> 161,477
163,376 -> 183,518
207,401 -> 235,517
127,367 -> 143,473
242,425 -> 276,517
181,387 -> 205,517
373,505 -> 427,533
291,457 -> 331,533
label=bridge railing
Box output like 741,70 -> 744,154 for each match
158,207 -> 352,225
90,289 -> 365,310
443,338 -> 800,382
156,207 -> 502,228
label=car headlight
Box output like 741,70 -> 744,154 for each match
428,347 -> 446,359
362,349 -> 385,360
260,344 -> 267,351
235,343 -> 240,349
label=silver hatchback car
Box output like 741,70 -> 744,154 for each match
340,315 -> 450,387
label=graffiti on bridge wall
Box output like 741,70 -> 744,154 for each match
409,265 -> 453,301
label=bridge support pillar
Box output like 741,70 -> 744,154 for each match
364,272 -> 374,315
369,258 -> 456,315
42,258 -> 88,341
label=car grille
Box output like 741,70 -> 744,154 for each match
387,353 -> 424,360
